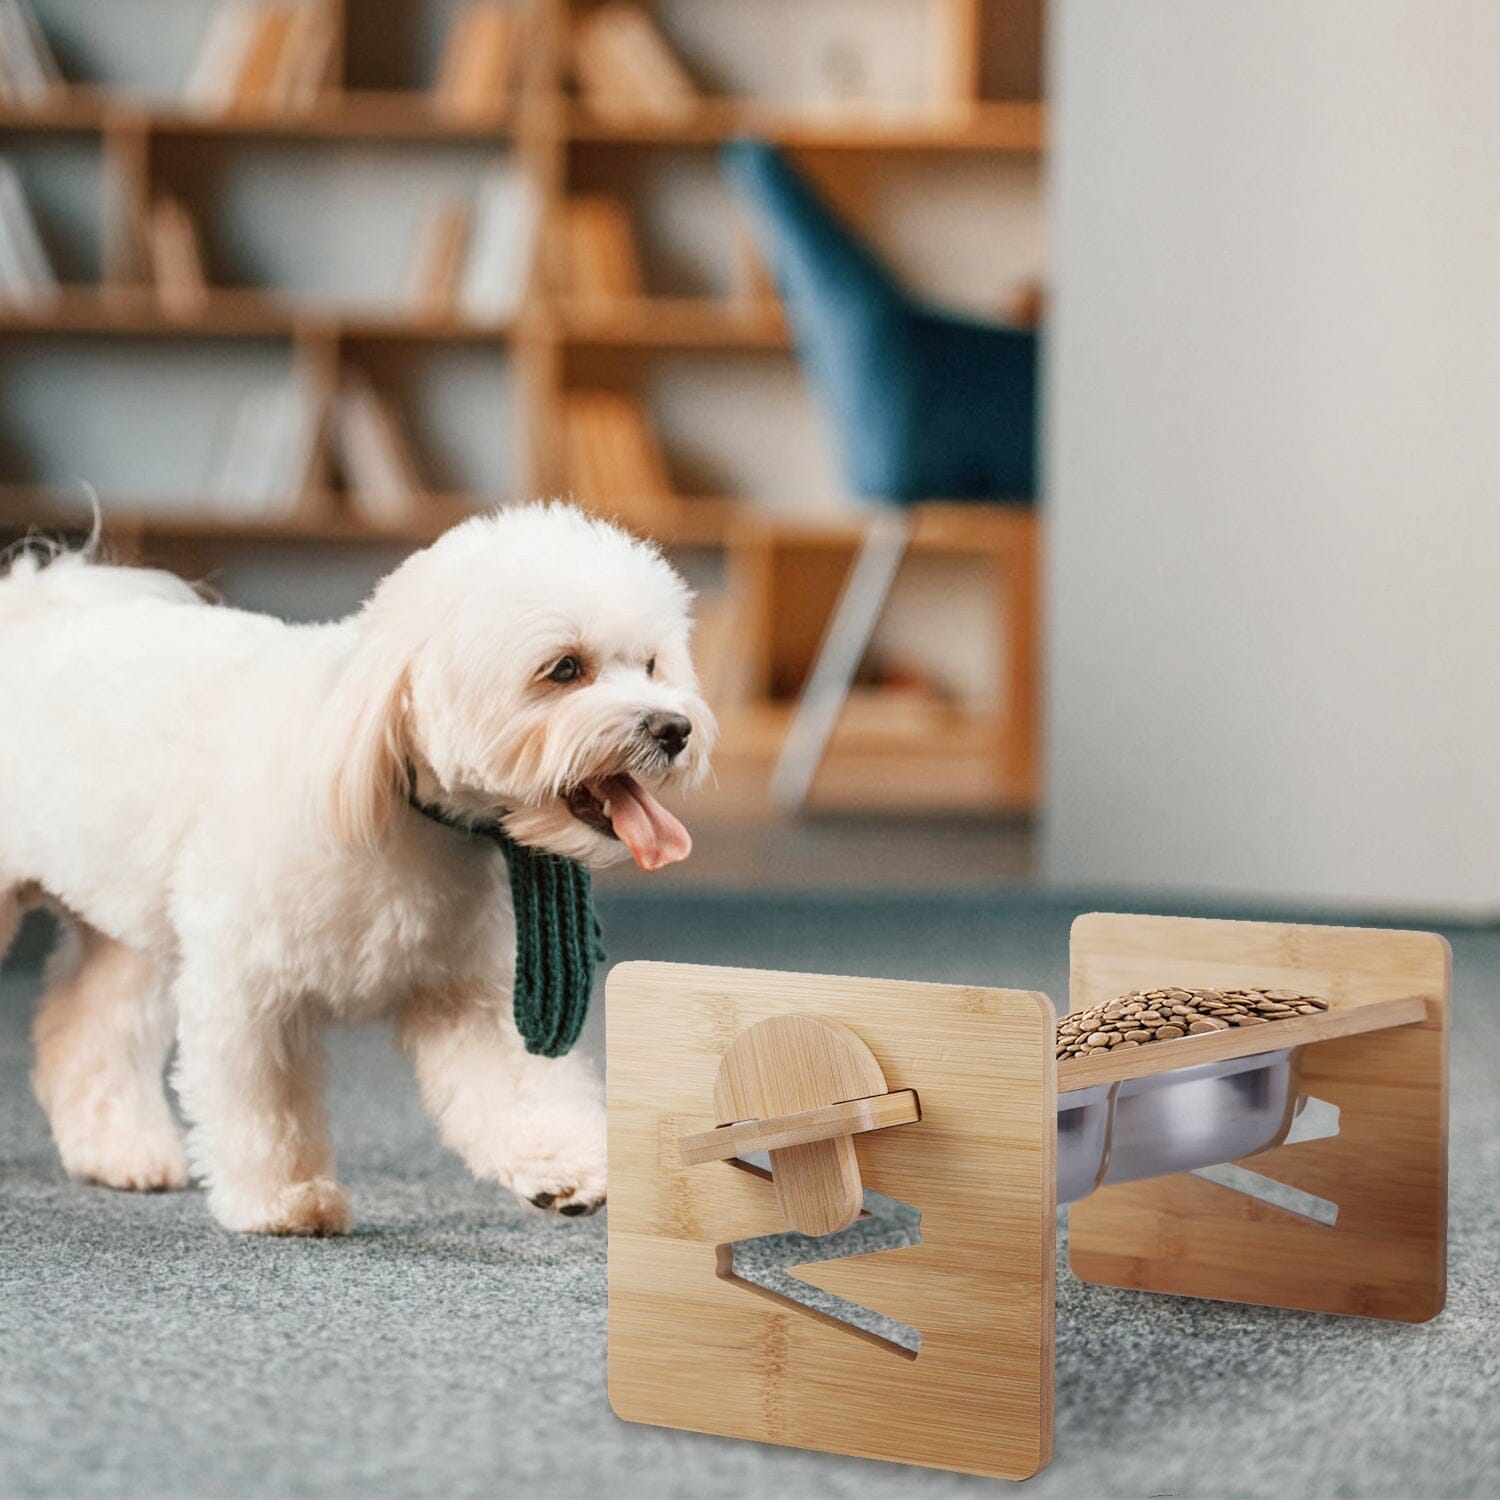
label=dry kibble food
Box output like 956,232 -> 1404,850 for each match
1056,986 -> 1329,1060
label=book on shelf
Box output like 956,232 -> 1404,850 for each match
232,3 -> 297,107
0,156 -> 57,306
331,372 -> 427,526
185,0 -> 258,110
209,373 -> 326,518
185,0 -> 334,116
560,195 -> 643,302
144,196 -> 210,318
433,2 -> 519,121
562,389 -> 680,534
457,162 -> 540,322
405,195 -> 472,318
571,3 -> 699,125
0,0 -> 62,108
403,164 -> 537,324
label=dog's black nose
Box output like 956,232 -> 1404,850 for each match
644,712 -> 692,760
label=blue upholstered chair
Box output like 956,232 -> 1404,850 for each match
722,139 -> 1038,505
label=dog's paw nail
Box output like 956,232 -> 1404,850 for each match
559,1201 -> 589,1216
529,1191 -> 556,1209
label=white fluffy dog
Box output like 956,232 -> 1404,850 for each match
0,504 -> 713,1234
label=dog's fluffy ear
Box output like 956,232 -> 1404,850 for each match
318,645 -> 410,850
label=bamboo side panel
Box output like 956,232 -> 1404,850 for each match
1067,913 -> 1450,1323
607,961 -> 1057,1480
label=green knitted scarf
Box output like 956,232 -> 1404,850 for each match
407,779 -> 604,1058
492,824 -> 606,1058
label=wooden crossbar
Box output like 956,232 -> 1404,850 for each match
1057,992 -> 1430,1093
678,1089 -> 921,1166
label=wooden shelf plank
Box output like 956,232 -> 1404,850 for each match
108,510 -> 468,545
557,296 -> 789,348
736,502 -> 1036,554
0,288 -> 516,341
0,493 -> 1022,565
567,99 -> 1044,152
147,91 -> 514,141
335,315 -> 515,341
0,287 -> 296,336
0,491 -> 743,549
0,489 -> 478,546
1,90 -> 512,141
3,93 -> 1041,152
0,86 -> 115,132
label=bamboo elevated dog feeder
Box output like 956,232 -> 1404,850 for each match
606,913 -> 1450,1481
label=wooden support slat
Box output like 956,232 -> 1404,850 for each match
1057,992 -> 1430,1093
678,1088 -> 920,1166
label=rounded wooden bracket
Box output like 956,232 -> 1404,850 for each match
684,1013 -> 919,1236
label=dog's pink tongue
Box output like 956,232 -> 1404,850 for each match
601,775 -> 692,872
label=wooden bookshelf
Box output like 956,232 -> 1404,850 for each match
0,0 -> 1044,814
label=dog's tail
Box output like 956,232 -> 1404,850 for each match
0,514 -> 200,621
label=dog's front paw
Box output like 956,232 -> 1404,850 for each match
59,1130 -> 190,1193
504,1116 -> 607,1219
215,1177 -> 352,1237
522,1178 -> 606,1217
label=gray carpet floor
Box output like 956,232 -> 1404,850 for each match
2,893 -> 1496,1500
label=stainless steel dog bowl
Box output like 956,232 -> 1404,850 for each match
1057,1048 -> 1301,1205
1056,1082 -> 1113,1203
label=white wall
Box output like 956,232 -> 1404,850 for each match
1045,1 -> 1500,916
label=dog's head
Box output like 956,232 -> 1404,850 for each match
319,503 -> 715,869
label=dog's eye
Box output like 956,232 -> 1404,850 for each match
645,656 -> 656,678
547,654 -> 583,684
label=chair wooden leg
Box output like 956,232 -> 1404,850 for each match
997,510 -> 1040,799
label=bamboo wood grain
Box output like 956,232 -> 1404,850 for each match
1067,914 -> 1449,1324
608,961 -> 1056,1481
708,1015 -> 895,1236
678,1089 -> 920,1166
